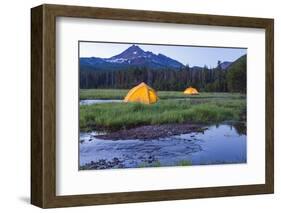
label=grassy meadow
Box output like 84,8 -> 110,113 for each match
80,89 -> 245,100
80,89 -> 246,132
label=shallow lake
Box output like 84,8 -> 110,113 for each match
80,124 -> 246,169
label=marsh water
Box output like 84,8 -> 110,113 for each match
80,99 -> 122,105
79,100 -> 247,169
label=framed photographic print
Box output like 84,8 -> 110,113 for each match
31,4 -> 274,208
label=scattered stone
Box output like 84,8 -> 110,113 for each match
81,157 -> 125,170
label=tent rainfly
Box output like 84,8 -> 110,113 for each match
124,82 -> 158,104
184,87 -> 199,95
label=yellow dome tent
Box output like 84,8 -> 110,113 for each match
184,87 -> 199,95
124,82 -> 158,104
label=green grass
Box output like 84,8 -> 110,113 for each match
80,96 -> 246,131
80,89 -> 128,100
137,160 -> 192,168
138,160 -> 162,168
80,89 -> 246,100
176,160 -> 192,166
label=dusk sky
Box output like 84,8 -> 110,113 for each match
79,42 -> 247,68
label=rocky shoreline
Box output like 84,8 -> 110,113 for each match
95,123 -> 207,140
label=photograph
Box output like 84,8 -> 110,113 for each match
79,41 -> 247,170
29,3 -> 274,208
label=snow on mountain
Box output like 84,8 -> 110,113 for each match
80,45 -> 184,71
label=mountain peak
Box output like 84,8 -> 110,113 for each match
122,45 -> 145,55
128,44 -> 143,51
108,45 -> 145,61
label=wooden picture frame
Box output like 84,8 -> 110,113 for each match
31,4 -> 274,208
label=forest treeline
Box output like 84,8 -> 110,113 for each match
80,55 -> 246,93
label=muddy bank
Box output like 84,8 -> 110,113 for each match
95,123 -> 207,140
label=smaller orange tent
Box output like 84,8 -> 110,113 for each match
124,82 -> 158,104
184,87 -> 199,95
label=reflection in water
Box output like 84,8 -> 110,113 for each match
218,122 -> 246,136
79,124 -> 246,170
232,122 -> 246,135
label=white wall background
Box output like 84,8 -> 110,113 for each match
0,0 -> 279,211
